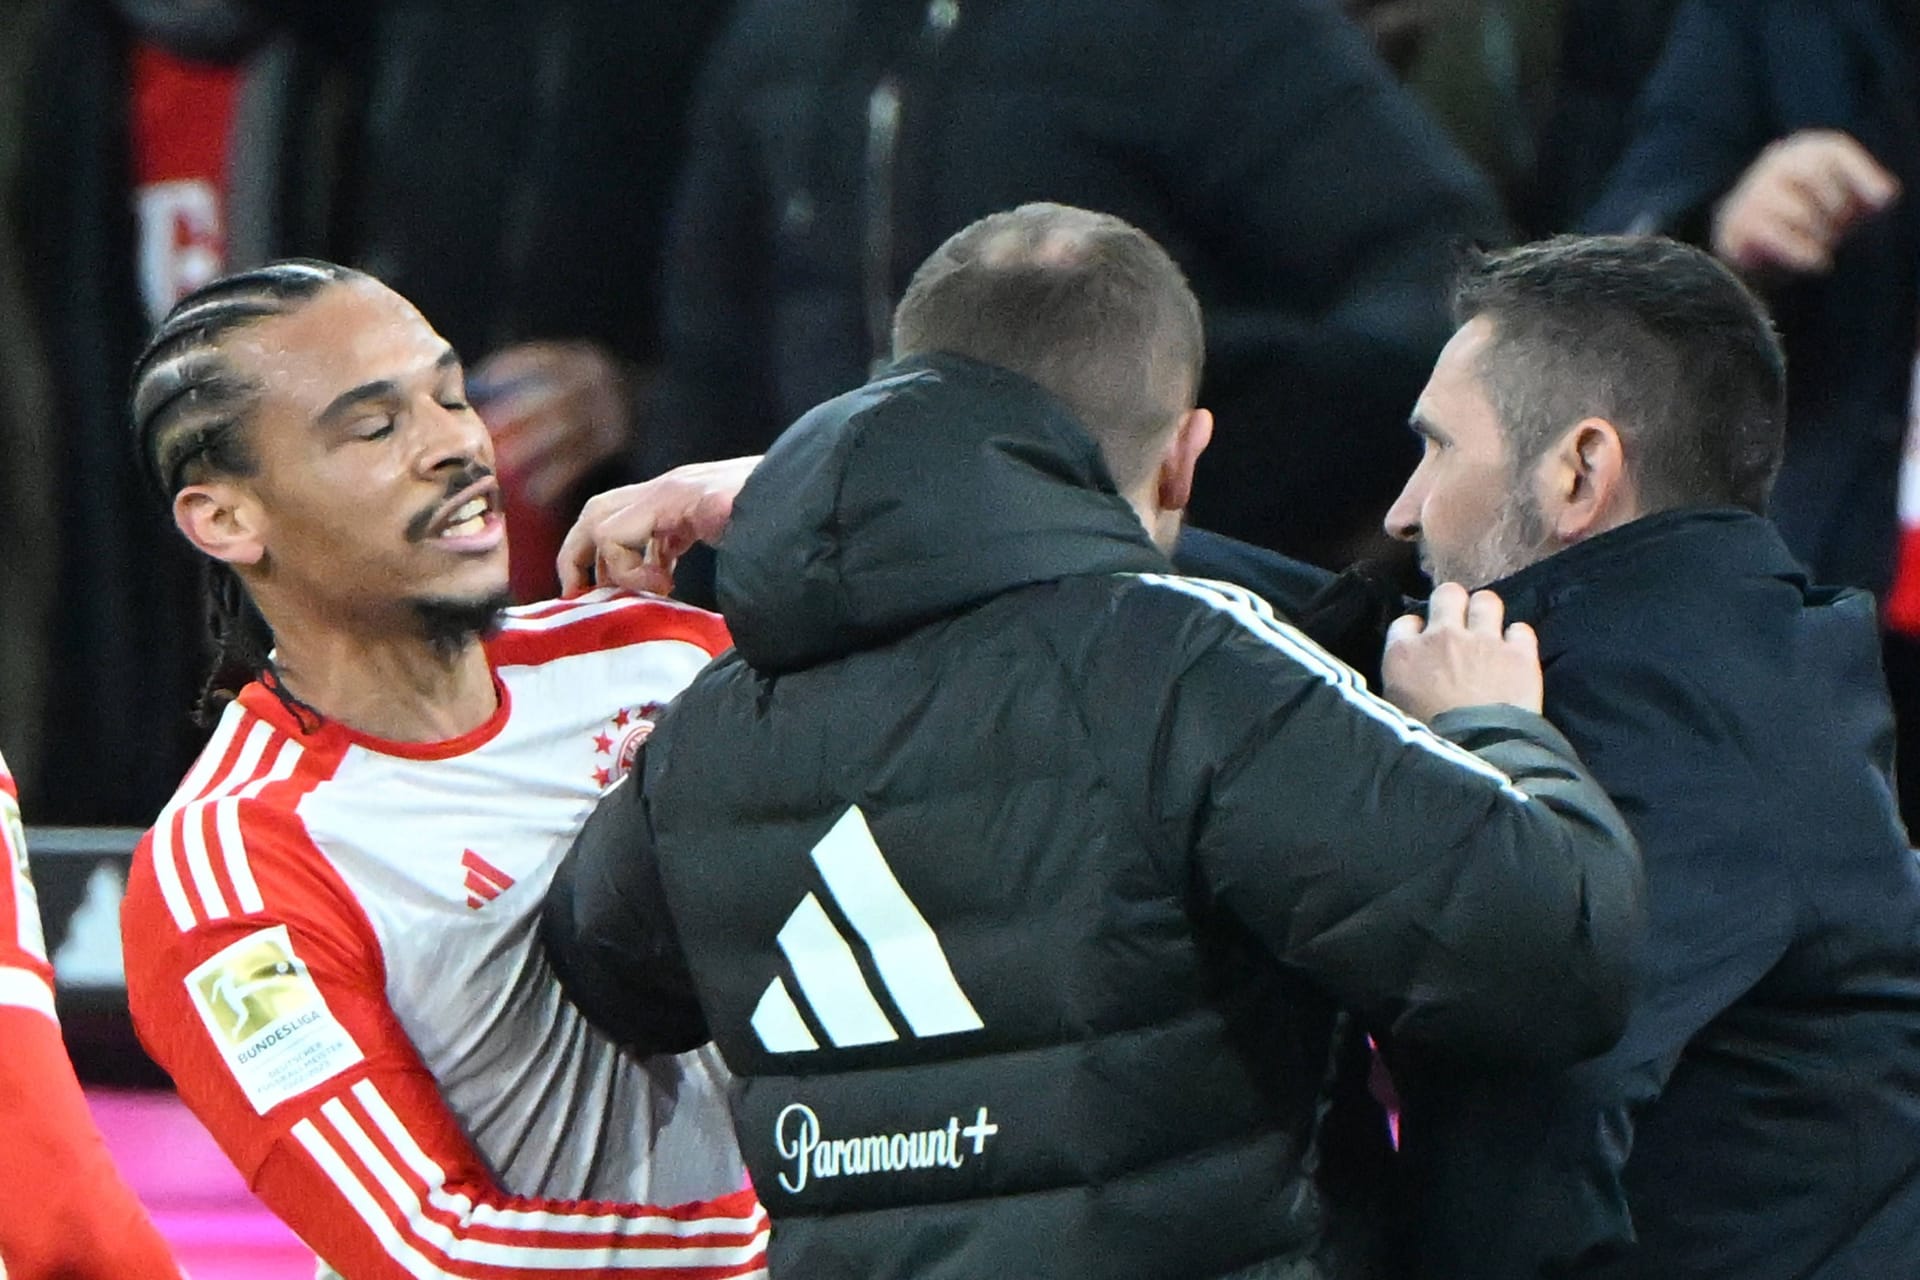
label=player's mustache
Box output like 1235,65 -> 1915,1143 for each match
405,465 -> 497,543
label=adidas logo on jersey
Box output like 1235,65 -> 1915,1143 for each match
462,849 -> 515,909
752,806 -> 984,1054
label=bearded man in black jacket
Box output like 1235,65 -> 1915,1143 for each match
1194,236 -> 1920,1280
543,204 -> 1645,1279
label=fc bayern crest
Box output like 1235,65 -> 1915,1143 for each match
590,703 -> 665,789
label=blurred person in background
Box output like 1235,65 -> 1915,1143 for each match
11,0 -> 730,825
9,0 -> 244,824
1343,0 -> 1441,77
0,0 -> 55,802
650,0 -> 1506,580
118,261 -> 765,1279
1343,0 -> 1685,237
1342,0 -> 1561,216
0,748 -> 183,1278
1582,0 -> 1920,822
0,0 -> 56,802
1516,0 -> 1684,234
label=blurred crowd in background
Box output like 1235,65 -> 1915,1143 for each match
3,0 -> 1918,830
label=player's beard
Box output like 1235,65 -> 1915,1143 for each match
1425,489 -> 1555,589
412,590 -> 512,663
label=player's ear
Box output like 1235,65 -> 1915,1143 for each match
1539,417 -> 1634,543
1155,407 -> 1213,514
176,480 -> 268,567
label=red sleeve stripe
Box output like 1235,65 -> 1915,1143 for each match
0,964 -> 57,1023
291,1082 -> 769,1276
151,703 -> 251,930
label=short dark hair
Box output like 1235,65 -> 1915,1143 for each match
892,203 -> 1204,491
128,258 -> 366,724
1454,235 -> 1787,514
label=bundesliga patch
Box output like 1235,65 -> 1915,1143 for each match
186,925 -> 363,1114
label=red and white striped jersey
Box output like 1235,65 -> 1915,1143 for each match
121,591 -> 768,1280
0,750 -> 184,1278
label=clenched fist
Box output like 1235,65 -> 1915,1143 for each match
1382,583 -> 1542,722
1712,130 -> 1899,276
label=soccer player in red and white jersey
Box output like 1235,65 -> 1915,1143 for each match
0,750 -> 182,1278
118,261 -> 768,1279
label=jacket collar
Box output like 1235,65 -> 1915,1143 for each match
718,353 -> 1168,673
1486,506 -> 1810,626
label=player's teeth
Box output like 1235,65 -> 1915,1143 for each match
442,515 -> 486,538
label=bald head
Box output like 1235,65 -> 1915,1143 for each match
892,203 -> 1204,491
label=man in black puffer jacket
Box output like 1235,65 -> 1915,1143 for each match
544,205 -> 1643,1279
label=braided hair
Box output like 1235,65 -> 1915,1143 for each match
129,259 -> 366,726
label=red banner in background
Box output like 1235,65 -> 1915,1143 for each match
128,43 -> 239,324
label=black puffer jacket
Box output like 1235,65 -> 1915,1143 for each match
546,356 -> 1643,1279
653,0 -> 1505,566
